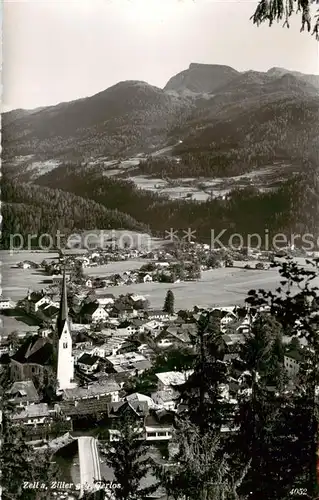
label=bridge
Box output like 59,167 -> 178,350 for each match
78,436 -> 101,498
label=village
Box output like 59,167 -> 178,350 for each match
0,241 -> 308,499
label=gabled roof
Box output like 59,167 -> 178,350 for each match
131,359 -> 152,372
222,333 -> 245,346
11,336 -> 53,366
144,408 -> 175,427
285,349 -> 303,362
151,390 -> 179,403
77,353 -> 100,366
126,393 -> 156,408
107,400 -> 149,417
59,395 -> 111,416
62,378 -> 120,399
155,370 -> 194,387
6,380 -> 39,402
28,292 -> 45,303
156,327 -> 190,344
40,305 -> 60,319
12,403 -> 50,420
81,302 -> 102,316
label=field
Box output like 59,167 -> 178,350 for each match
97,265 -> 283,310
125,163 -> 299,201
1,251 -> 318,337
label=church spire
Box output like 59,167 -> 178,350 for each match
56,265 -> 69,338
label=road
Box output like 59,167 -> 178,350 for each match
78,436 -> 101,498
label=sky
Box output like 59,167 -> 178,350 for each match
2,0 -> 319,111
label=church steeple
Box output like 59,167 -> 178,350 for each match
56,265 -> 74,392
56,266 -> 69,339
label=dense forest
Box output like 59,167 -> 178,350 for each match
1,179 -> 148,248
30,162 -> 319,248
169,97 -> 319,178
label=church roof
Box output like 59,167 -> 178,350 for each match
11,336 -> 53,366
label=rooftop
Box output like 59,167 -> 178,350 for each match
126,393 -> 157,408
62,378 -> 120,400
155,370 -> 194,387
6,380 -> 39,402
11,336 -> 53,366
12,403 -> 51,420
77,353 -> 100,366
285,349 -> 303,362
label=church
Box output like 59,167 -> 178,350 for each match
10,269 -> 76,393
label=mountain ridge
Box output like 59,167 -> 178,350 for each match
3,63 -> 318,164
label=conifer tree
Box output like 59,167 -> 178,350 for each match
155,418 -> 250,500
243,257 -> 319,498
163,290 -> 175,315
177,310 -> 231,435
252,0 -> 319,39
99,412 -> 157,500
0,407 -> 57,500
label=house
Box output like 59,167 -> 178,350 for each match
143,320 -> 163,335
151,389 -> 179,411
130,318 -> 148,334
96,294 -> 115,307
80,302 -> 109,323
36,303 -> 60,325
132,359 -> 152,375
6,380 -> 40,406
144,408 -> 174,441
10,335 -> 54,382
107,402 -> 174,442
145,310 -> 171,322
18,260 -> 38,270
125,393 -> 157,409
77,353 -> 100,374
92,342 -> 122,359
25,291 -> 52,315
21,261 -> 31,269
0,297 -> 15,310
117,339 -> 141,355
155,370 -> 194,392
11,403 -> 56,426
222,333 -> 245,350
107,400 -> 148,441
220,311 -> 237,330
139,273 -> 153,283
130,294 -> 147,304
154,326 -> 191,348
111,304 -> 137,320
284,349 -> 303,377
60,248 -> 89,257
62,378 -> 120,404
104,352 -> 150,375
117,322 -> 136,336
85,279 -> 93,288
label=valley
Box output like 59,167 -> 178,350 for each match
2,62 -> 319,249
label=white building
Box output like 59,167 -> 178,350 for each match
0,297 -> 14,310
284,350 -> 302,378
77,353 -> 100,374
